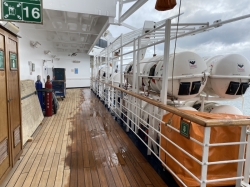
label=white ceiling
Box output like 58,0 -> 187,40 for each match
17,9 -> 110,55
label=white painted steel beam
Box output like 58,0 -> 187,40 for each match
123,0 -> 137,4
113,19 -> 138,30
119,0 -> 148,23
88,17 -> 114,54
160,19 -> 171,105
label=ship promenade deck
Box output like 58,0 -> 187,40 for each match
0,89 -> 167,187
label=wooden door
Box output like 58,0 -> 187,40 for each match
6,36 -> 22,164
0,32 -> 12,183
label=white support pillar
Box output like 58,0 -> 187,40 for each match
131,39 -> 137,132
111,43 -> 115,112
120,34 -> 124,119
236,126 -> 247,187
200,127 -> 211,187
160,19 -> 172,105
160,19 -> 172,159
135,37 -> 141,134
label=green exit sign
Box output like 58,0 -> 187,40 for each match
1,0 -> 43,24
180,120 -> 190,139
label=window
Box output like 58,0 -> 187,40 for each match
9,52 -> 17,70
0,50 -> 4,70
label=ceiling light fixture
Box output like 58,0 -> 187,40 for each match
3,22 -> 19,34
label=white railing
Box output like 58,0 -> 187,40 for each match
91,80 -> 250,187
90,15 -> 250,187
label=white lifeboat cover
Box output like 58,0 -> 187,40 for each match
154,51 -> 207,100
210,105 -> 243,115
203,54 -> 250,99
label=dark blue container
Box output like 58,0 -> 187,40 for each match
35,75 -> 44,110
53,68 -> 66,81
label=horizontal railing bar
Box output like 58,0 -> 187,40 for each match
138,60 -> 163,64
209,142 -> 248,147
207,159 -> 246,165
122,98 -> 204,146
98,80 -> 250,127
206,176 -> 244,183
171,23 -> 209,26
113,96 -> 204,156
138,75 -> 162,78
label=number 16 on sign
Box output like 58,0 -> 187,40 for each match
22,3 -> 41,22
1,0 -> 43,24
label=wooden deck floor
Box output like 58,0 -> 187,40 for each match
0,89 -> 167,187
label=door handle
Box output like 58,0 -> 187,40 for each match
8,98 -> 13,102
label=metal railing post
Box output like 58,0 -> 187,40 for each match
153,105 -> 159,154
236,126 -> 247,187
126,95 -> 130,132
200,127 -> 211,187
242,128 -> 250,187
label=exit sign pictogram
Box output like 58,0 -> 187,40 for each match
1,0 -> 43,24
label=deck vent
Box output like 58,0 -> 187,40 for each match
14,126 -> 21,147
0,139 -> 8,165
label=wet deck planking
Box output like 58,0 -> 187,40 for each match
0,89 -> 167,187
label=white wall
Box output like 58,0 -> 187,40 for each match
17,24 -> 91,88
51,53 -> 91,88
18,34 -> 48,83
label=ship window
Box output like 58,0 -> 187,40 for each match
236,83 -> 249,95
103,72 -> 106,77
225,81 -> 240,95
190,81 -> 201,95
178,82 -> 190,95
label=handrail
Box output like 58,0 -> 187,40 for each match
96,79 -> 250,127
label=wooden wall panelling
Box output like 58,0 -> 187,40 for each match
6,36 -> 23,165
0,30 -> 12,184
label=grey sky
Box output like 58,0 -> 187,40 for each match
108,0 -> 250,59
